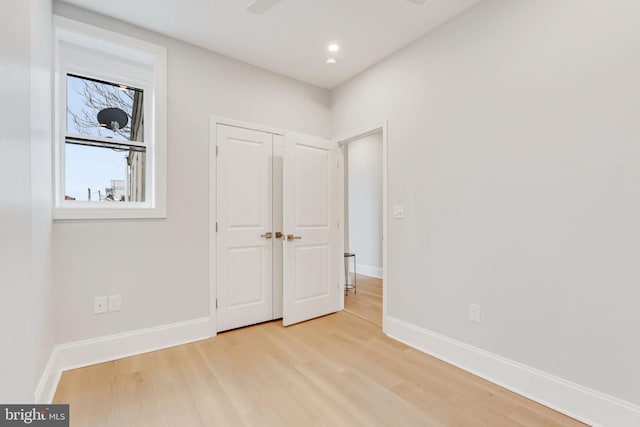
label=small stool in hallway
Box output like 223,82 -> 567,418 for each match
344,252 -> 356,295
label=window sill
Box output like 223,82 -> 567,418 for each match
53,205 -> 166,220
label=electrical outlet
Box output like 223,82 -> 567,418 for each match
94,296 -> 107,314
468,304 -> 481,323
108,295 -> 121,312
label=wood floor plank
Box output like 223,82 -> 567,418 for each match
53,311 -> 587,427
344,274 -> 383,326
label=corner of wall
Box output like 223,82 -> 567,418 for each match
35,316 -> 213,403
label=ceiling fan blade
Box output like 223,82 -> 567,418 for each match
247,0 -> 285,14
405,0 -> 427,4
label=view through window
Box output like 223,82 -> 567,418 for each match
65,74 -> 146,202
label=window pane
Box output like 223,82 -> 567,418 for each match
65,143 -> 146,202
66,74 -> 144,142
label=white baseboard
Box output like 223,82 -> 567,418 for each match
349,263 -> 383,279
34,316 -> 213,404
385,316 -> 640,427
34,349 -> 61,404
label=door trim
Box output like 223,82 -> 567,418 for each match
334,121 -> 389,333
212,116 -> 285,136
209,116 -> 285,336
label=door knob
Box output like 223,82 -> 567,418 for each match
275,232 -> 284,239
286,234 -> 302,241
260,232 -> 273,239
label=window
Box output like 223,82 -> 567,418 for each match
54,17 -> 167,219
65,75 -> 146,202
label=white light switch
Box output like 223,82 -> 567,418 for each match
468,304 -> 481,323
393,205 -> 405,219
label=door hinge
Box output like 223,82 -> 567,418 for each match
215,222 -> 218,232
215,299 -> 218,309
216,145 -> 219,156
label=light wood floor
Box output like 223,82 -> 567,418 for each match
54,311 -> 586,426
344,274 -> 383,326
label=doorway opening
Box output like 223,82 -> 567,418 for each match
337,123 -> 388,330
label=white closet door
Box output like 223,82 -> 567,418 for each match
217,124 -> 273,332
282,132 -> 340,326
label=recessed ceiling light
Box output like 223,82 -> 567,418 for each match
326,58 -> 337,65
328,44 -> 340,52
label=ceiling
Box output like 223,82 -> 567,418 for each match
59,0 -> 482,89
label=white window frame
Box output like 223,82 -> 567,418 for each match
53,16 -> 167,219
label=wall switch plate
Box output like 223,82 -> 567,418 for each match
108,295 -> 121,312
94,296 -> 107,314
392,205 -> 405,219
468,304 -> 481,323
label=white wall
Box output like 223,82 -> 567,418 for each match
0,0 -> 54,402
331,0 -> 640,408
347,132 -> 383,277
51,2 -> 331,344
30,0 -> 56,402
